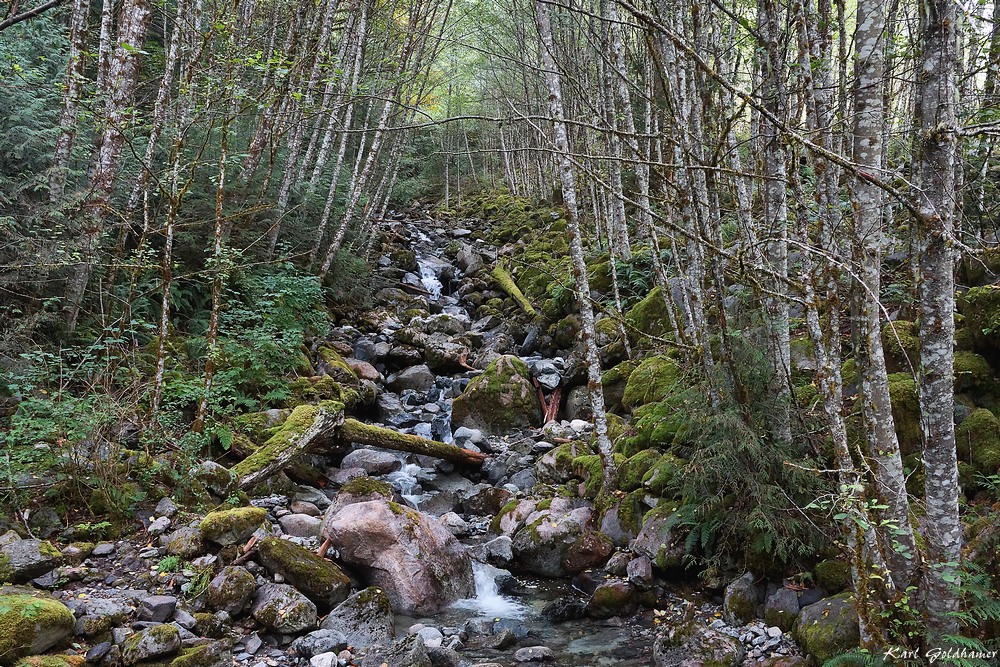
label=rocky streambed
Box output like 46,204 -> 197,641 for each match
0,211 -> 858,667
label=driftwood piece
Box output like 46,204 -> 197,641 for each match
490,265 -> 537,316
339,418 -> 486,467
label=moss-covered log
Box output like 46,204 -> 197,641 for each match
232,402 -> 345,490
490,265 -> 537,316
340,418 -> 486,467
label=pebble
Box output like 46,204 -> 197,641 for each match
514,646 -> 555,662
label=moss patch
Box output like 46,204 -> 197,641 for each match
887,373 -> 921,455
622,355 -> 682,411
881,320 -> 919,373
617,450 -> 662,492
956,408 -> 1000,473
814,559 -> 851,592
624,287 -> 672,345
14,657 -> 85,667
339,477 -> 393,498
0,594 -> 75,665
200,506 -> 266,546
452,355 -> 542,433
953,351 -> 994,393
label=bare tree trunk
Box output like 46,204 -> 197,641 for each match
849,0 -> 918,592
64,0 -> 152,331
534,0 -> 616,487
49,0 -> 90,204
915,0 -> 961,640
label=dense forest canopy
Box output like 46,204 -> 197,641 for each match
3,0 -> 1000,663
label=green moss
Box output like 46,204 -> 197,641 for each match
642,453 -> 685,496
490,500 -> 520,534
814,559 -> 851,592
955,326 -> 976,352
617,450 -> 662,492
622,355 -> 682,410
956,408 -> 1000,473
953,351 -> 994,393
192,613 -> 229,639
887,373 -> 921,455
572,453 -> 625,498
881,320 -> 919,373
840,358 -> 858,388
286,376 -> 360,410
340,477 -> 393,498
0,594 -> 75,664
14,657 -> 85,667
258,538 -> 351,606
624,287 -> 672,345
199,506 -> 266,545
960,285 -> 1000,355
613,490 -> 647,535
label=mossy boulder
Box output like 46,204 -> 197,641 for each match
617,450 -> 662,492
452,355 -> 542,435
199,507 -> 266,547
814,559 -> 851,593
723,572 -> 764,625
953,350 -> 995,393
0,537 -> 63,584
956,408 -> 1000,473
624,287 -> 672,345
206,566 -> 257,615
286,376 -> 361,410
162,641 -> 231,667
887,373 -> 921,455
0,592 -> 75,664
319,587 -> 394,651
586,580 -> 638,619
257,537 -> 351,606
881,320 -> 919,373
122,624 -> 181,665
642,453 -> 685,496
959,285 -> 1000,357
622,355 -> 682,411
601,361 -> 637,413
793,594 -> 860,665
250,583 -> 317,634
317,346 -> 360,386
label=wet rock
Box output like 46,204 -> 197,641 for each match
452,427 -> 485,447
0,535 -> 63,583
323,500 -> 475,615
764,587 -> 800,631
427,645 -> 463,667
138,595 -> 177,623
291,629 -> 349,657
469,536 -> 513,565
199,507 -> 266,546
86,641 -> 113,663
626,556 -> 654,590
604,551 -> 632,576
482,628 -> 517,650
27,507 -> 62,539
438,512 -> 469,536
290,500 -> 322,517
542,597 -> 587,622
257,537 -> 351,606
724,572 -> 764,625
510,503 -> 613,578
310,652 -> 339,667
452,355 -> 542,435
190,460 -> 238,497
251,583 -> 317,634
652,620 -> 745,667
388,365 -> 436,393
319,587 -> 394,650
377,393 -> 417,428
793,594 -> 860,665
412,625 -> 444,648
0,589 -> 75,663
293,486 -> 333,511
514,646 -> 555,662
206,566 -> 257,615
587,579 -> 638,619
278,513 -> 323,538
507,469 -> 537,492
360,633 -> 431,667
462,484 -> 513,516
456,245 -> 484,274
122,624 -> 181,665
341,449 -> 403,475
161,526 -> 203,558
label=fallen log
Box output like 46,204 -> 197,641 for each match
340,418 -> 486,467
490,265 -> 537,316
231,403 -> 485,490
232,402 -> 345,490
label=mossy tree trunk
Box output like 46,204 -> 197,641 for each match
340,418 -> 486,466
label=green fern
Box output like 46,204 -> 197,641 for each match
822,649 -> 889,667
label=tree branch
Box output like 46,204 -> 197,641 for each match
0,0 -> 65,32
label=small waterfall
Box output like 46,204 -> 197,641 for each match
387,461 -> 427,508
451,562 -> 528,618
417,258 -> 443,301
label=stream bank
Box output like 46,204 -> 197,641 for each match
0,207 -> 850,667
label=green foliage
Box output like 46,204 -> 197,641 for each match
155,555 -> 182,573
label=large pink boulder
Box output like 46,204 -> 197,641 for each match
323,500 -> 475,614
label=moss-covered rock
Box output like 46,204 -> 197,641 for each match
956,408 -> 1000,473
286,376 -> 361,410
723,572 -> 763,625
317,346 -> 360,386
617,450 -> 662,492
122,623 -> 181,665
257,537 -> 351,606
959,285 -> 1000,356
451,355 -> 542,435
0,592 -> 75,664
881,320 -> 919,373
887,373 -> 921,455
586,580 -> 638,619
339,477 -> 394,499
163,641 -> 231,667
200,507 -> 266,547
793,594 -> 860,666
642,453 -> 685,496
622,355 -> 682,411
624,287 -> 672,345
814,559 -> 851,593
651,620 -> 745,667
953,350 -> 995,393
206,566 -> 257,615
